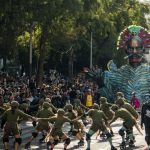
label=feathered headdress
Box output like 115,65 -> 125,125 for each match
117,25 -> 150,53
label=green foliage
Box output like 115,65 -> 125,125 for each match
0,0 -> 149,75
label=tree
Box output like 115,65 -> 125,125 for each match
0,0 -> 149,84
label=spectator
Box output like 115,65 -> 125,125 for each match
130,92 -> 140,110
84,89 -> 94,108
68,86 -> 77,105
141,95 -> 150,150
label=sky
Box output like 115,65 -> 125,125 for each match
138,0 -> 150,22
138,0 -> 150,3
138,0 -> 150,65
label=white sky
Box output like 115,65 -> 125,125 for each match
138,0 -> 150,22
139,0 -> 150,64
138,0 -> 150,3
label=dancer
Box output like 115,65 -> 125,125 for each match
74,98 -> 89,126
0,101 -> 35,150
100,97 -> 114,135
110,104 -> 137,148
116,97 -> 139,120
84,103 -> 117,150
25,102 -> 55,149
65,104 -> 85,146
38,109 -> 73,150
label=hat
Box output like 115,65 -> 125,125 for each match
57,109 -> 65,115
20,103 -> 29,110
65,104 -> 73,110
43,102 -> 51,109
92,103 -> 100,110
116,92 -> 124,98
100,97 -> 107,103
116,98 -> 125,106
111,104 -> 119,111
11,101 -> 19,108
45,98 -> 51,102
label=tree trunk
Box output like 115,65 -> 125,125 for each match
3,56 -> 7,72
36,26 -> 48,87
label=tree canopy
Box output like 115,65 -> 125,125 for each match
0,0 -> 149,85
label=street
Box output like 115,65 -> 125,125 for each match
0,119 -> 147,150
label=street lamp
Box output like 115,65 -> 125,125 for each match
29,21 -> 37,79
90,30 -> 93,69
68,47 -> 74,77
89,22 -> 93,69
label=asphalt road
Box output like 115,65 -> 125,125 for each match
0,120 -> 147,150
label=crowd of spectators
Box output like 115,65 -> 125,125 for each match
0,71 -> 100,115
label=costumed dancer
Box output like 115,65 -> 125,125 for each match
38,97 -> 57,114
0,101 -> 35,150
0,106 -> 6,129
84,103 -> 117,150
110,104 -> 141,148
73,98 -> 89,126
115,96 -> 139,143
115,92 -> 128,104
25,102 -> 55,149
0,102 -> 12,130
100,97 -> 114,136
17,103 -> 29,135
115,97 -> 139,120
38,109 -> 73,150
32,97 -> 57,138
65,104 -> 85,146
0,106 -> 5,114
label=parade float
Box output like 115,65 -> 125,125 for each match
85,25 -> 150,103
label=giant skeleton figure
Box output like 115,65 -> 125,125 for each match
86,25 -> 150,103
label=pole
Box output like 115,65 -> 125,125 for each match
68,48 -> 74,78
71,54 -> 74,76
90,31 -> 93,69
29,27 -> 33,80
71,49 -> 74,77
29,21 -> 37,79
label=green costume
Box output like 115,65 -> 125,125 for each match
42,109 -> 72,137
39,98 -> 57,113
73,98 -> 89,126
100,97 -> 114,120
25,102 -> 55,149
18,103 -> 30,123
74,99 -> 84,116
65,104 -> 84,135
65,104 -> 77,120
116,92 -> 124,98
110,107 -> 136,128
116,98 -> 138,119
0,107 -> 6,129
110,105 -> 136,146
115,92 -> 128,103
87,108 -> 108,132
41,109 -> 72,150
85,104 -> 117,150
1,101 -> 33,138
36,102 -> 55,131
0,106 -> 5,115
19,103 -> 29,113
2,103 -> 11,110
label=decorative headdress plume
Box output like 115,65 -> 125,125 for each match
117,25 -> 150,53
